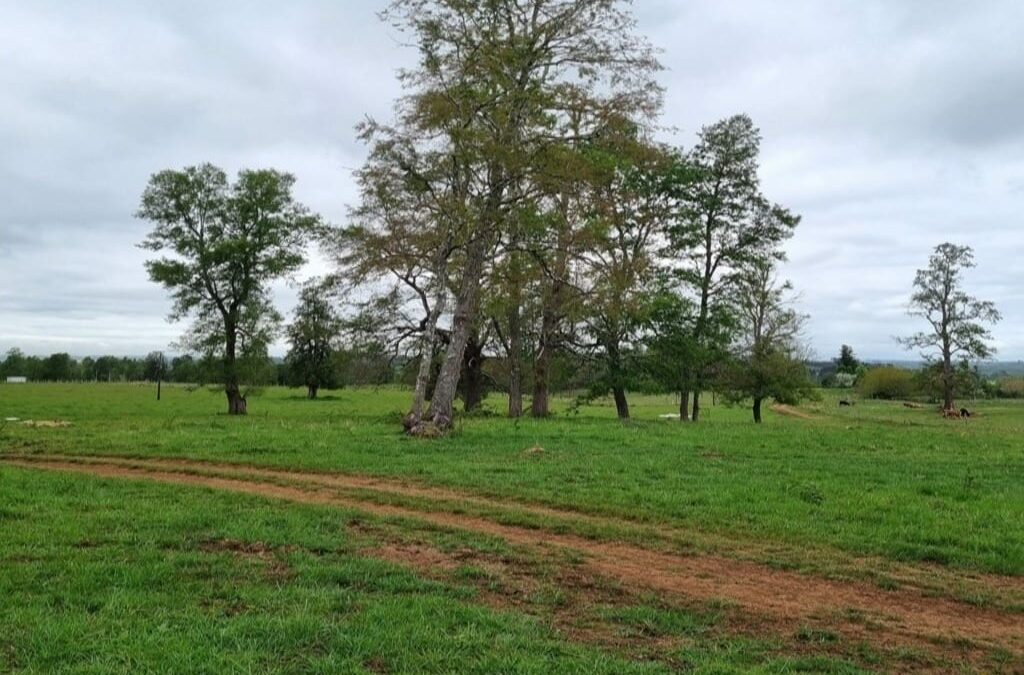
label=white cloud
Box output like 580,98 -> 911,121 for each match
0,0 -> 1020,359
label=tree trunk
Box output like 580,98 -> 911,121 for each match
613,387 -> 630,420
226,383 -> 247,415
407,277 -> 448,430
461,331 -> 485,412
607,340 -> 630,420
942,352 -> 955,411
425,232 -> 490,430
531,300 -> 558,418
679,388 -> 690,422
307,384 -> 319,400
691,390 -> 701,422
224,324 -> 247,415
507,305 -> 523,418
753,397 -> 763,424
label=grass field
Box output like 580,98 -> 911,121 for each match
2,383 -> 1022,673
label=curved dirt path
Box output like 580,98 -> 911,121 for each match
3,455 -> 1022,665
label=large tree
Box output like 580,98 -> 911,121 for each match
666,115 -> 799,421
352,0 -> 661,434
573,137 -> 672,419
138,164 -> 319,415
900,243 -> 1001,412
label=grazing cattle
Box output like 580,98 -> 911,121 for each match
960,408 -> 971,418
839,400 -> 854,407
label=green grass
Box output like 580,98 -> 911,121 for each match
0,466 -> 874,674
2,383 -> 1021,576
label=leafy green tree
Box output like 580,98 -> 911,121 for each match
41,353 -> 77,382
666,115 -> 799,421
900,243 -> 1001,412
835,345 -> 860,376
1,348 -> 28,378
355,0 -> 662,434
857,367 -> 917,400
721,263 -> 813,423
137,164 -> 319,415
285,283 -> 344,400
143,351 -> 168,383
170,355 -> 199,384
574,139 -> 673,420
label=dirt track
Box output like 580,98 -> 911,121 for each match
3,454 -> 1022,667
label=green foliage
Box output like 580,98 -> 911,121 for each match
835,345 -> 860,376
995,378 -> 1024,399
901,243 -> 1001,409
856,367 -> 918,400
137,163 -> 320,411
284,282 -> 344,397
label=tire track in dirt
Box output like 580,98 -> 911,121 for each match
14,452 -> 1023,605
4,456 -> 1022,664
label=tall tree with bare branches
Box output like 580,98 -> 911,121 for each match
900,243 -> 1001,412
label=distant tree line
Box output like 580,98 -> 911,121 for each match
0,347 -> 395,388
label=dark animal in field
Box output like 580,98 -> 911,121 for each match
960,408 -> 971,418
839,400 -> 854,407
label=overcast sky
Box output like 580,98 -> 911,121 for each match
1,0 -> 1021,361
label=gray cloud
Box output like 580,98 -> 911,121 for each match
1,0 -> 1021,360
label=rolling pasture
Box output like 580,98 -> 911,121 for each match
1,384 -> 1022,673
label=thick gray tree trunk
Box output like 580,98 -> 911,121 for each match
224,323 -> 247,415
406,284 -> 448,430
425,232 -> 490,430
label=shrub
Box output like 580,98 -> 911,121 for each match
856,367 -> 917,400
996,378 -> 1024,399
829,372 -> 857,389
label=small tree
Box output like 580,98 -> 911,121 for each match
143,351 -> 168,383
285,283 -> 343,400
835,345 -> 860,375
900,243 -> 1000,412
138,164 -> 319,415
721,263 -> 813,423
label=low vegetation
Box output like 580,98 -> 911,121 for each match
1,383 -> 1022,673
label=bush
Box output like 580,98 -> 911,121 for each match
829,372 -> 857,389
996,378 -> 1024,399
856,367 -> 917,400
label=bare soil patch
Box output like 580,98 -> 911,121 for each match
4,455 -> 1021,670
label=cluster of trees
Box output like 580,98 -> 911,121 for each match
133,1 -> 1001,426
326,0 -> 809,431
0,346 -> 398,389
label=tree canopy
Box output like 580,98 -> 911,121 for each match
138,164 -> 320,414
